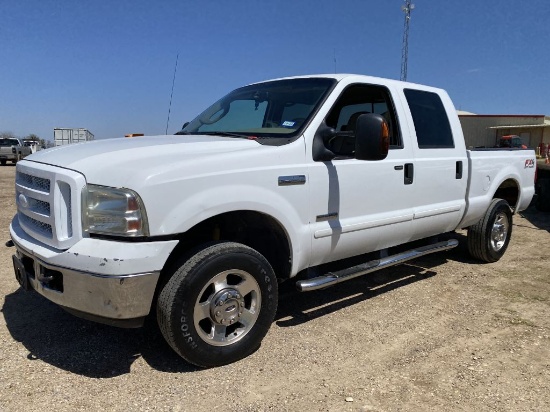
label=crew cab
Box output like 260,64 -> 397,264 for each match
9,74 -> 536,367
0,137 -> 31,165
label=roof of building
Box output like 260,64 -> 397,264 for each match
488,124 -> 550,129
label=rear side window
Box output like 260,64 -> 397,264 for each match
404,89 -> 454,149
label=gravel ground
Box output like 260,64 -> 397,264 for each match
1,164 -> 549,412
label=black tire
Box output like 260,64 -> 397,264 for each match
535,179 -> 550,212
467,198 -> 512,263
157,241 -> 278,367
0,160 -> 6,166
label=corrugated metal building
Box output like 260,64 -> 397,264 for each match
458,112 -> 550,149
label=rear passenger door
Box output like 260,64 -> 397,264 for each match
402,88 -> 468,240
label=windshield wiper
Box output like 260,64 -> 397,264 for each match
197,131 -> 257,140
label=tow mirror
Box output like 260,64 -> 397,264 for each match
355,113 -> 389,161
312,121 -> 337,161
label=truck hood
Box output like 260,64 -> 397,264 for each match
26,135 -> 271,187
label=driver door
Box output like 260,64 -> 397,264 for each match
307,83 -> 416,265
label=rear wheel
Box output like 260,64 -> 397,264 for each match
157,242 -> 278,367
467,198 -> 512,262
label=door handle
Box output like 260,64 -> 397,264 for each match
456,161 -> 463,179
404,163 -> 414,185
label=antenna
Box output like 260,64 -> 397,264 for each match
400,0 -> 415,81
165,53 -> 179,135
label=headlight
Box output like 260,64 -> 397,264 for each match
82,185 -> 149,237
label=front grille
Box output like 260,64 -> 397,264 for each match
19,214 -> 53,238
16,172 -> 51,193
28,198 -> 51,216
15,162 -> 86,250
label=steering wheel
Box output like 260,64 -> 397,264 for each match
200,106 -> 229,125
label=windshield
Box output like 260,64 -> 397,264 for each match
0,139 -> 19,147
180,78 -> 336,140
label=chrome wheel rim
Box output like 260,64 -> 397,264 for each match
490,212 -> 509,252
193,269 -> 261,346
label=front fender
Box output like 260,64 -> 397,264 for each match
156,183 -> 310,277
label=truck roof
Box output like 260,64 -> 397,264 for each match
247,73 -> 447,94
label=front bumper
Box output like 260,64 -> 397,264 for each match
10,217 -> 179,327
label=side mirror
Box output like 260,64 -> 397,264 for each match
312,121 -> 337,161
182,122 -> 190,129
355,114 -> 389,161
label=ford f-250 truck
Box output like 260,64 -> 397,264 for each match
9,74 -> 536,367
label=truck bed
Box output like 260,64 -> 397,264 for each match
459,148 -> 536,228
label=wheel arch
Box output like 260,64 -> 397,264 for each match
158,211 -> 293,293
492,178 -> 519,212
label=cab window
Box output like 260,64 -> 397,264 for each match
404,89 -> 454,149
322,84 -> 402,157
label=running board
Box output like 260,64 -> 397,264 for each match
296,239 -> 459,292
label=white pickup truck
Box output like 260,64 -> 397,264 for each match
0,137 -> 32,165
9,74 -> 536,367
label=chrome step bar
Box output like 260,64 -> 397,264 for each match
296,239 -> 459,292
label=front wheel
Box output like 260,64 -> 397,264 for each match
157,242 -> 278,367
467,198 -> 512,263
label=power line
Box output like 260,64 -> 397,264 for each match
400,0 -> 415,82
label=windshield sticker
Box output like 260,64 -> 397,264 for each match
282,121 -> 295,127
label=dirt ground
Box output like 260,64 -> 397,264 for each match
0,164 -> 549,412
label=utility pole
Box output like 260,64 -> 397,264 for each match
400,0 -> 415,81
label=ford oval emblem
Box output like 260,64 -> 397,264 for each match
18,193 -> 29,209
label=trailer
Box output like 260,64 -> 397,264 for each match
54,128 -> 94,146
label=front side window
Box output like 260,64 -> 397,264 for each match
404,89 -> 454,149
321,84 -> 402,157
180,78 -> 336,142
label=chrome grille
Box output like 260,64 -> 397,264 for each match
15,162 -> 85,250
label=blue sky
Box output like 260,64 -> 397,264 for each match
1,0 -> 549,141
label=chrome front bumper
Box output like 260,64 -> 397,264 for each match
12,247 -> 160,326
10,217 -> 179,327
